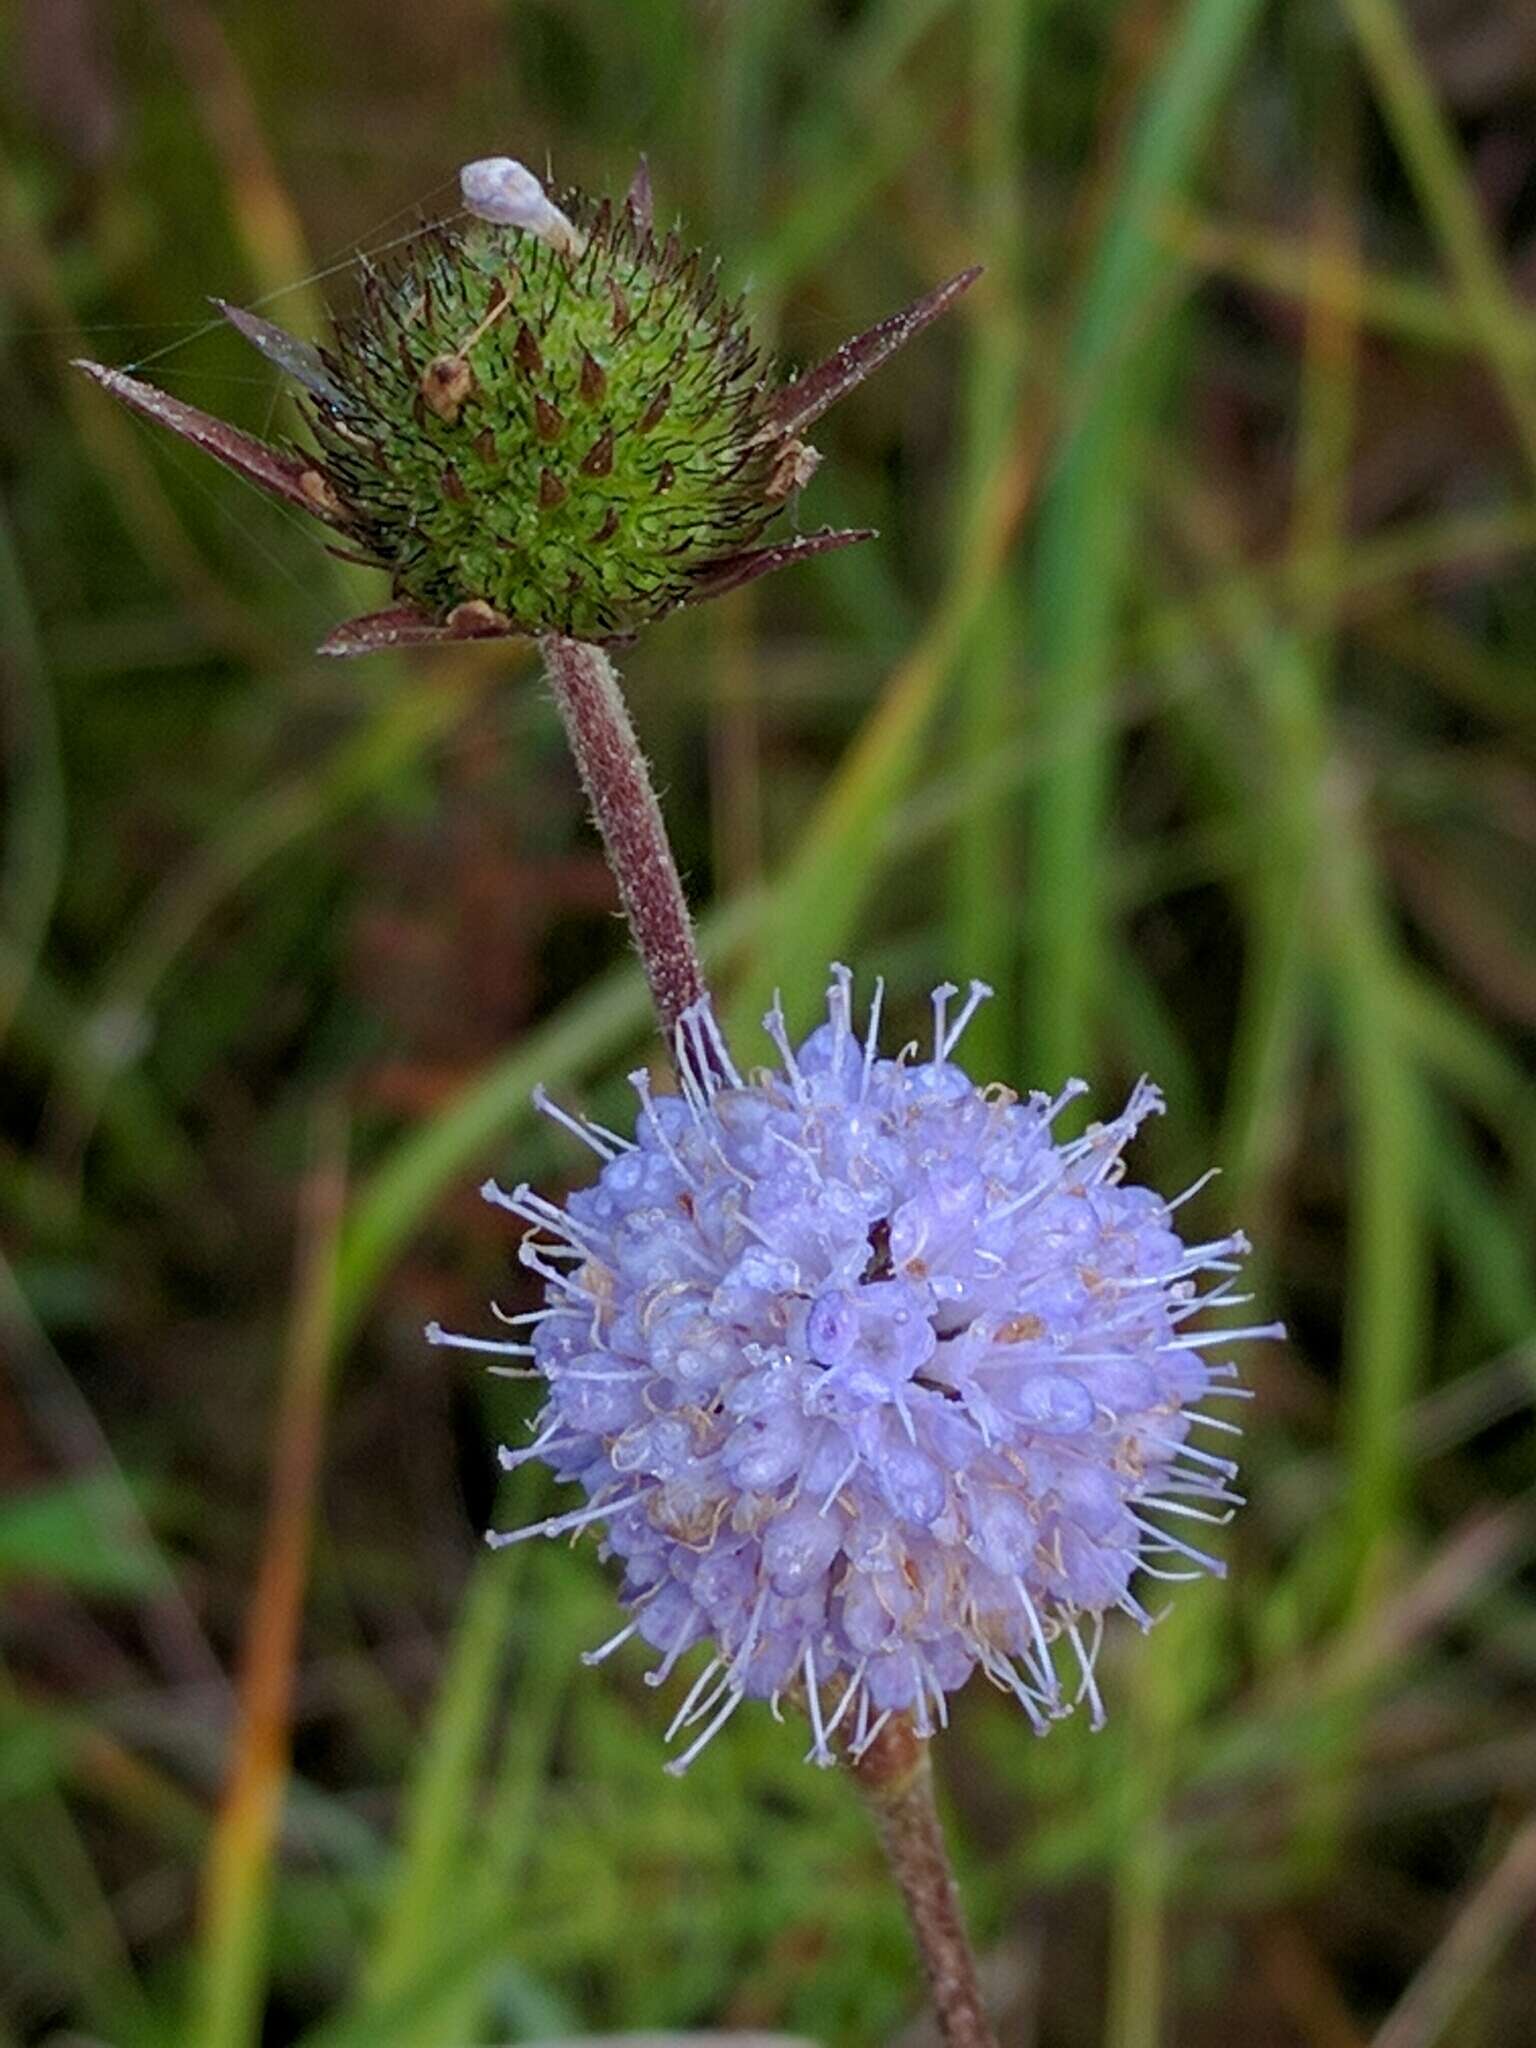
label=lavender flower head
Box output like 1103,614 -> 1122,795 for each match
433,970 -> 1275,1773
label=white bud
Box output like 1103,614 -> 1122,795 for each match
459,157 -> 585,256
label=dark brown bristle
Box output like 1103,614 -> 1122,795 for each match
514,323 -> 543,377
580,428 -> 615,477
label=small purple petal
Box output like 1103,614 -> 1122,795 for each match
994,1371 -> 1096,1436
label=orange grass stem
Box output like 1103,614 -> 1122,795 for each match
191,1099 -> 349,2048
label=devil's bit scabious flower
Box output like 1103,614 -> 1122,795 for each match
76,157 -> 977,654
433,969 -> 1276,1774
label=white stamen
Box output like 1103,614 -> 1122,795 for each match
803,1642 -> 832,1766
820,1450 -> 861,1515
930,982 -> 958,1063
485,1485 -> 653,1547
1184,1410 -> 1245,1437
663,1684 -> 745,1775
1161,1322 -> 1285,1351
941,979 -> 993,1060
644,1604 -> 703,1688
518,1240 -> 599,1300
665,1656 -> 725,1740
822,1660 -> 866,1743
860,977 -> 885,1100
1128,1512 -> 1226,1575
581,1618 -> 639,1667
495,1418 -> 565,1470
1068,1619 -> 1106,1728
1141,1433 -> 1240,1479
1137,1495 -> 1238,1526
628,1068 -> 698,1188
425,1321 -> 534,1358
1164,1167 -> 1220,1214
696,1002 -> 743,1089
1036,1077 -> 1091,1127
828,963 -> 855,1055
976,1646 -> 1048,1731
533,1085 -> 619,1159
762,996 -> 808,1102
1013,1579 -> 1061,1704
848,1706 -> 893,1762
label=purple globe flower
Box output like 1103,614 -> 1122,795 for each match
432,970 -> 1277,1773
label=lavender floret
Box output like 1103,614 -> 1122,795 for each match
433,969 -> 1276,1772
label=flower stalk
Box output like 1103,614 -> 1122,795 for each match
539,634 -> 706,1035
851,1715 -> 998,2048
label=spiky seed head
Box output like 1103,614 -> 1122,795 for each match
289,168 -> 813,640
76,159 -> 979,654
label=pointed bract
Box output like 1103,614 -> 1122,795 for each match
625,155 -> 653,235
214,300 -> 353,411
74,360 -> 353,529
690,526 -> 876,601
769,266 -> 982,442
318,603 -> 529,658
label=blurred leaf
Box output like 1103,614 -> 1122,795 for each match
0,1475 -> 164,1595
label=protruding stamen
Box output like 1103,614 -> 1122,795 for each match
1068,1619 -> 1106,1729
662,1683 -> 745,1775
533,1085 -> 619,1159
930,982 -> 959,1063
848,1706 -> 893,1763
803,1642 -> 833,1766
581,1619 -> 639,1667
762,996 -> 807,1103
941,979 -> 994,1061
860,976 -> 886,1101
425,1321 -> 534,1358
485,1486 -> 653,1547
665,1656 -> 725,1740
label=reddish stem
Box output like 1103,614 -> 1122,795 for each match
850,1716 -> 999,2048
539,635 -> 707,1037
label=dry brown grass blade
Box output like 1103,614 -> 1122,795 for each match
191,1096 -> 350,2047
1372,1807 -> 1536,2048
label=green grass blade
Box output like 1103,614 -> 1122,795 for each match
1023,0 -> 1267,1081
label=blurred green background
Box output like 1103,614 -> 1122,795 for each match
3,0 -> 1536,2042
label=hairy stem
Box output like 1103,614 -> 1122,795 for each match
850,1716 -> 998,2048
539,635 -> 707,1036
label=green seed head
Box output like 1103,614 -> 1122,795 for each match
314,181 -> 785,640
77,158 -> 976,655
